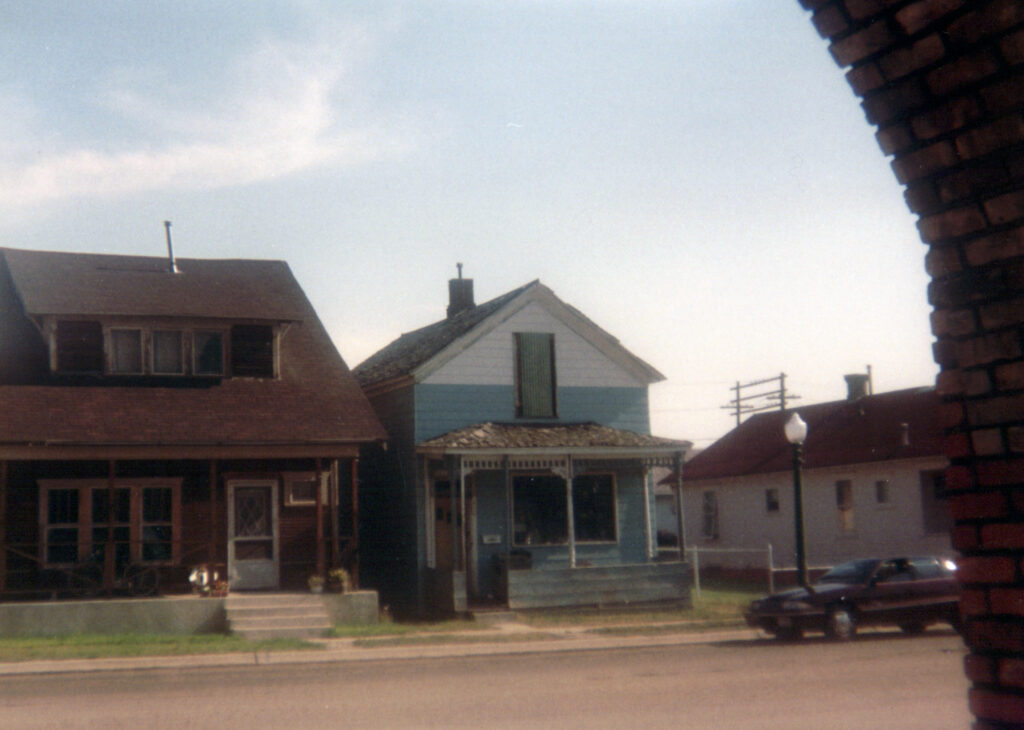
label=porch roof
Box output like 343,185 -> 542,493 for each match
417,421 -> 690,461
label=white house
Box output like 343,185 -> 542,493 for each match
662,381 -> 953,582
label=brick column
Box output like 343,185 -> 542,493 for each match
798,1 -> 1024,727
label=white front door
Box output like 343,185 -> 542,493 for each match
227,480 -> 279,590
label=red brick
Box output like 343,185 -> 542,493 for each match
918,205 -> 987,241
863,78 -> 929,125
994,361 -> 1024,390
965,653 -> 998,683
972,428 -> 1005,456
931,307 -> 976,337
905,180 -> 942,214
981,76 -> 1024,115
896,0 -> 966,36
939,400 -> 966,428
947,431 -> 973,457
948,0 -> 1024,46
846,0 -> 885,21
980,299 -> 1024,331
955,332 -> 1023,369
927,52 -> 1001,96
882,34 -> 948,82
1009,427 -> 1024,454
999,658 -> 1024,689
911,95 -> 983,140
950,493 -> 1010,522
977,459 -> 1024,487
893,141 -> 961,184
990,587 -> 1024,615
925,246 -> 962,277
984,191 -> 1024,225
831,20 -> 894,66
969,687 -> 1024,726
875,123 -> 914,155
936,161 -> 1010,205
846,63 -> 885,95
981,524 -> 1024,551
945,464 -> 974,491
968,395 -> 1024,428
953,524 -> 981,550
933,338 -> 958,367
1001,29 -> 1024,64
961,588 -> 990,616
937,369 -> 991,399
812,5 -> 850,39
957,116 -> 1024,160
964,226 -> 1024,267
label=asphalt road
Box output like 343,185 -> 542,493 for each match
0,631 -> 969,729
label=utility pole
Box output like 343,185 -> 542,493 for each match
721,373 -> 800,427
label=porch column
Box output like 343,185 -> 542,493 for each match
642,465 -> 654,561
329,459 -> 340,568
104,460 -> 117,593
315,459 -> 325,576
458,456 -> 467,573
0,460 -> 6,593
208,460 -> 218,563
566,455 -> 576,569
503,457 -> 511,565
350,458 -> 360,587
674,451 -> 687,561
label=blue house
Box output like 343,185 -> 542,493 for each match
354,271 -> 691,616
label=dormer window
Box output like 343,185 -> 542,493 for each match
231,324 -> 275,378
515,332 -> 557,418
194,331 -> 224,376
152,330 -> 184,375
111,329 -> 143,374
56,320 -> 103,373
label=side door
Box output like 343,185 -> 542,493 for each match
227,479 -> 279,590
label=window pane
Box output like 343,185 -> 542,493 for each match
702,491 -> 719,539
230,325 -> 274,377
836,480 -> 854,533
111,330 -> 142,373
48,489 -> 79,525
47,528 -> 79,564
516,333 -> 556,418
194,331 -> 224,375
513,475 -> 567,545
765,488 -> 780,512
56,321 -> 103,373
153,330 -> 184,374
142,526 -> 173,561
143,487 -> 172,522
572,475 -> 615,542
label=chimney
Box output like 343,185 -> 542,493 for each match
844,373 -> 870,401
447,263 -> 474,319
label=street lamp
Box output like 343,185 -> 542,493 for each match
784,412 -> 809,589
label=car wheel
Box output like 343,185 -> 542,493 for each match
898,621 -> 926,635
774,625 -> 803,642
825,606 -> 856,641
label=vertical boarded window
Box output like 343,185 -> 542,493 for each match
230,325 -> 274,378
141,487 -> 174,562
515,332 -> 556,418
152,330 -> 184,374
572,474 -> 616,542
701,491 -> 719,540
194,330 -> 224,375
836,480 -> 855,533
56,321 -> 103,373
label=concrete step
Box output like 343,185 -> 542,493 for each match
225,592 -> 332,640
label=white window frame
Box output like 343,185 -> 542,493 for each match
151,329 -> 185,375
283,472 -> 327,507
109,328 -> 144,374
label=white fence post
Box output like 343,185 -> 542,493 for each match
692,545 -> 701,599
767,543 -> 774,595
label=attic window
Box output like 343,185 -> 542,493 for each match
231,325 -> 275,378
152,330 -> 184,375
56,321 -> 103,373
111,329 -> 143,374
194,331 -> 224,376
515,332 -> 556,418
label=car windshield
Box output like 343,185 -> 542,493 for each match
816,559 -> 879,585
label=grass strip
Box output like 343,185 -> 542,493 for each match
352,632 -> 559,648
0,634 -> 318,662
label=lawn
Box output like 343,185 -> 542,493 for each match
0,634 -> 318,662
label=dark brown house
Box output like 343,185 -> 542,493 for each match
0,247 -> 385,599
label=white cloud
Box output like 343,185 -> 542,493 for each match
0,28 -> 411,210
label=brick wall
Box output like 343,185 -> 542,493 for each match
797,1 -> 1024,727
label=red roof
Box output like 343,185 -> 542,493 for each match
670,387 -> 942,482
0,248 -> 386,451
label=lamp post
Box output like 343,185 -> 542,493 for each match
784,412 -> 809,589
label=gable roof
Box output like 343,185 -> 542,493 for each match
354,279 -> 665,389
0,247 -> 386,454
3,247 -> 304,322
672,386 -> 943,482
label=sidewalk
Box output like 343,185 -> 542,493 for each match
0,622 -> 760,677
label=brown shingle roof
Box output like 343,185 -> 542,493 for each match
0,247 -> 386,450
353,281 -> 537,387
667,387 -> 942,482
419,421 -> 689,453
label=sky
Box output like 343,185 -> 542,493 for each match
0,1 -> 939,447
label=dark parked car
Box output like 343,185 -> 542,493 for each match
745,556 -> 960,641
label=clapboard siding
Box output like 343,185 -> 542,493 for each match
422,301 -> 642,388
506,562 -> 690,609
414,384 -> 651,443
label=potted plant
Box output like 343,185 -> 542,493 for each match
327,567 -> 351,593
210,579 -> 229,597
307,574 -> 325,594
